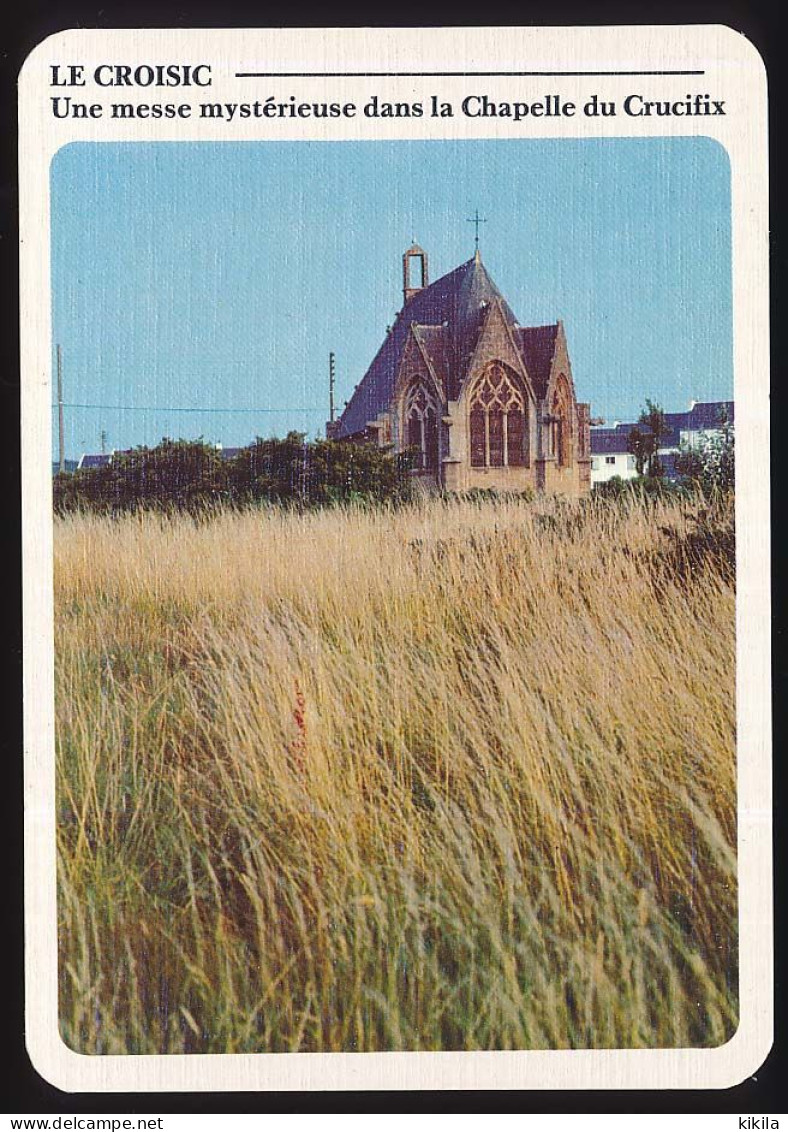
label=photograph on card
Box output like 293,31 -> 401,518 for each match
50,136 -> 735,1056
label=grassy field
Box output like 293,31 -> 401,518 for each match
54,490 -> 737,1054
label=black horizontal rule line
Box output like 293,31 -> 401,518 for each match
235,70 -> 706,78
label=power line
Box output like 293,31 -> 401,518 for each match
53,403 -> 325,414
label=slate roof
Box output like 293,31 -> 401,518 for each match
687,401 -> 734,430
412,324 -> 452,393
516,325 -> 560,398
590,427 -> 635,456
337,251 -> 558,438
77,453 -> 112,470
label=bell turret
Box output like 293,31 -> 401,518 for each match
403,243 -> 428,304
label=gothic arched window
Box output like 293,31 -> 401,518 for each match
469,364 -> 527,468
404,380 -> 439,470
551,376 -> 573,468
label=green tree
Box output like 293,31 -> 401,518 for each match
53,438 -> 229,514
110,438 -> 229,511
54,434 -> 417,515
628,399 -> 668,478
675,407 -> 734,494
227,432 -> 309,504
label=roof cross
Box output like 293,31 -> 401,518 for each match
467,209 -> 487,250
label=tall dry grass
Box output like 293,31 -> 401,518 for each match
54,490 -> 737,1054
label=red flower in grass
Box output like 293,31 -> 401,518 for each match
291,678 -> 307,772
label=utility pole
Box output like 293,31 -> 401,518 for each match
56,344 -> 65,473
329,351 -> 336,424
100,429 -> 107,455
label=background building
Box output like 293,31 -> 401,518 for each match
590,400 -> 734,485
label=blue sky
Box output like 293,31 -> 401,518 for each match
50,137 -> 731,459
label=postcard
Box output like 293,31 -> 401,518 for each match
19,24 -> 771,1092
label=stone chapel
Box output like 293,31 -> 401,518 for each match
329,243 -> 592,496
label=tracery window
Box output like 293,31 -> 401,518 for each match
469,363 -> 527,468
404,380 -> 439,470
551,376 -> 573,468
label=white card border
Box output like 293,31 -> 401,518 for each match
19,23 -> 772,1092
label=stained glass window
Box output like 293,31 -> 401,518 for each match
469,364 -> 527,468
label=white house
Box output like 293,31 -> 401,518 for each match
589,428 -> 638,483
590,400 -> 733,486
